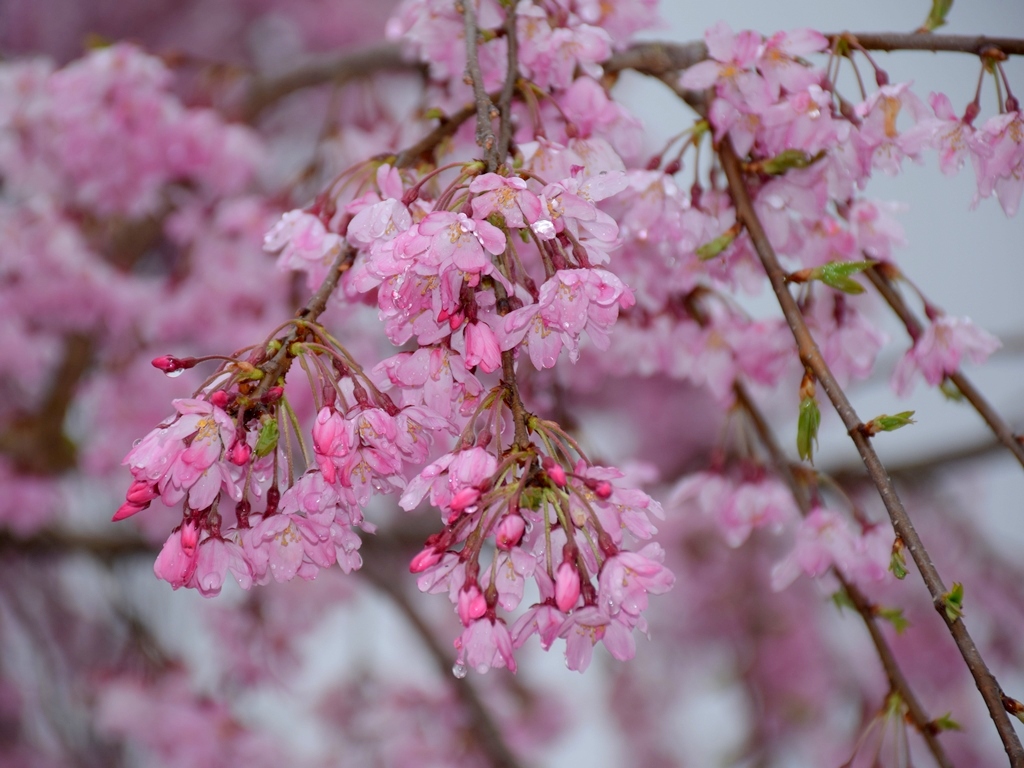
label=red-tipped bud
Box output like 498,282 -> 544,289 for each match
543,456 -> 567,488
645,154 -> 663,171
209,390 -> 231,409
495,514 -> 526,550
593,480 -> 613,500
262,386 -> 285,404
265,486 -> 280,516
963,101 -> 981,126
555,561 -> 581,613
151,355 -> 197,376
663,158 -> 682,175
228,440 -> 251,466
875,69 -> 889,87
112,500 -> 149,522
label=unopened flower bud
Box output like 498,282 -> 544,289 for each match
410,546 -> 444,573
495,514 -> 526,550
228,440 -> 251,466
457,583 -> 487,626
555,561 -> 581,613
151,355 -> 197,375
543,456 -> 567,488
209,390 -> 231,409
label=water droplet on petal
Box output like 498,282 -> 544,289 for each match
451,663 -> 467,679
165,369 -> 185,378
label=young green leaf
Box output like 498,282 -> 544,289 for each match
255,418 -> 279,458
811,260 -> 875,295
920,0 -> 954,32
877,607 -> 910,634
941,582 -> 965,622
797,396 -> 820,463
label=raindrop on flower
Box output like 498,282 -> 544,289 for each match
451,663 -> 467,679
165,369 -> 185,378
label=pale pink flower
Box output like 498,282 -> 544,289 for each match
597,543 -> 674,617
463,320 -> 502,373
264,209 -> 344,290
972,110 -> 1024,216
771,507 -> 892,591
455,617 -> 517,674
892,315 -> 1000,395
469,173 -> 542,229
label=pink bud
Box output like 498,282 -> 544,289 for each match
495,514 -> 526,550
409,546 -> 443,574
543,456 -> 567,488
151,355 -> 196,374
125,479 -> 158,505
449,487 -> 481,514
112,500 -> 148,522
555,561 -> 581,613
210,390 -> 231,409
457,583 -> 487,626
228,440 -> 251,466
594,480 -> 613,500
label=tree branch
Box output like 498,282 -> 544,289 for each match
718,138 -> 1024,766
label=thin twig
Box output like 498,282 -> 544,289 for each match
459,0 -> 499,168
718,138 -> 1024,766
253,245 -> 354,399
865,267 -> 1024,473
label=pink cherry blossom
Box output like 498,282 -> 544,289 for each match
893,315 -> 1001,395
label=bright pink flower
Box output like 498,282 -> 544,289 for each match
892,315 -> 1000,395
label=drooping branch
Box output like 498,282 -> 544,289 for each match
242,44 -> 419,120
718,138 -> 1024,767
733,383 -> 955,768
359,539 -> 526,768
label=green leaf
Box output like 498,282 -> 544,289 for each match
831,589 -> 855,612
890,543 -> 908,580
939,379 -> 964,401
877,607 -> 910,634
933,712 -> 962,732
797,396 -> 821,463
696,228 -> 739,261
810,260 -> 875,295
254,418 -> 279,458
941,582 -> 965,622
874,411 -> 916,432
760,149 -> 819,175
921,0 -> 954,32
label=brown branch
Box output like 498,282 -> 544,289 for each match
0,529 -> 155,561
838,33 -> 1024,56
253,244 -> 354,399
459,0 -> 499,169
865,267 -> 1024,473
241,44 -> 418,120
718,138 -> 1024,766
